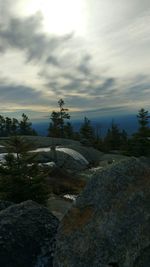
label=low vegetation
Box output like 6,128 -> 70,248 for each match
47,167 -> 86,195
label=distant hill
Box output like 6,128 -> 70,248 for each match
32,122 -> 49,136
33,114 -> 139,137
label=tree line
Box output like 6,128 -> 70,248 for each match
48,99 -> 150,157
0,99 -> 149,156
0,113 -> 37,136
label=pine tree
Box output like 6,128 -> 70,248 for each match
0,115 -> 5,136
137,108 -> 150,138
19,113 -> 37,135
64,122 -> 74,139
5,117 -> 13,136
104,122 -> 127,152
58,99 -> 70,137
11,118 -> 19,135
48,112 -> 62,137
48,99 -> 70,138
80,117 -> 95,145
120,129 -> 128,149
0,115 -> 36,137
128,108 -> 150,156
0,136 -> 49,204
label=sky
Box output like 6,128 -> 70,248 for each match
0,0 -> 150,121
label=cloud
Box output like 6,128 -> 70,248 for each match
46,55 -> 60,66
56,74 -> 117,97
0,78 -> 53,107
0,0 -> 150,119
42,52 -> 118,98
88,78 -> 117,96
0,85 -> 40,104
0,13 -> 73,63
124,76 -> 150,101
77,55 -> 91,76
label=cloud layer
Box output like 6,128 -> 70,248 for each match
0,0 -> 150,119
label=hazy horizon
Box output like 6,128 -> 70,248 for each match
32,113 -> 139,137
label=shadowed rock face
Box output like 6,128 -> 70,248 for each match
0,200 -> 14,211
53,158 -> 150,267
0,200 -> 59,267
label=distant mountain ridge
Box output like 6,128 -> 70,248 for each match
33,114 -> 139,137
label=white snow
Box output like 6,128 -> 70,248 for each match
0,146 -> 89,165
63,194 -> 77,201
56,147 -> 88,164
30,147 -> 89,164
29,147 -> 51,153
0,153 -> 7,161
38,162 -> 56,167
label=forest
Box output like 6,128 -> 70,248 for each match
0,99 -> 150,157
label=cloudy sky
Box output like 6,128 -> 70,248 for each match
0,0 -> 150,121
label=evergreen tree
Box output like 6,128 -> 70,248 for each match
128,108 -> 150,156
137,108 -> 150,137
0,136 -> 49,204
64,122 -> 74,139
0,115 -> 5,136
58,99 -> 70,137
104,122 -> 127,151
92,123 -> 104,151
48,99 -> 70,138
80,117 -> 95,145
0,115 -> 36,137
11,118 -> 19,135
5,136 -> 33,161
19,113 -> 37,135
48,112 -> 62,137
120,129 -> 128,150
5,117 -> 12,136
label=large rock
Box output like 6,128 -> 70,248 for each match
0,200 -> 14,212
51,149 -> 89,171
0,200 -> 59,267
54,158 -> 150,267
61,144 -> 103,165
53,145 -> 103,171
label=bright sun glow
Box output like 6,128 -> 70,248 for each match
16,0 -> 86,35
38,0 -> 86,35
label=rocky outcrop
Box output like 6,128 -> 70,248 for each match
0,200 -> 14,211
50,149 -> 89,171
54,158 -> 150,267
62,144 -> 103,165
50,145 -> 103,171
32,145 -> 103,171
24,136 -> 81,148
0,200 -> 59,267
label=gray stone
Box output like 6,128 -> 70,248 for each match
0,200 -> 59,267
54,158 -> 150,267
53,145 -> 103,171
0,200 -> 14,212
